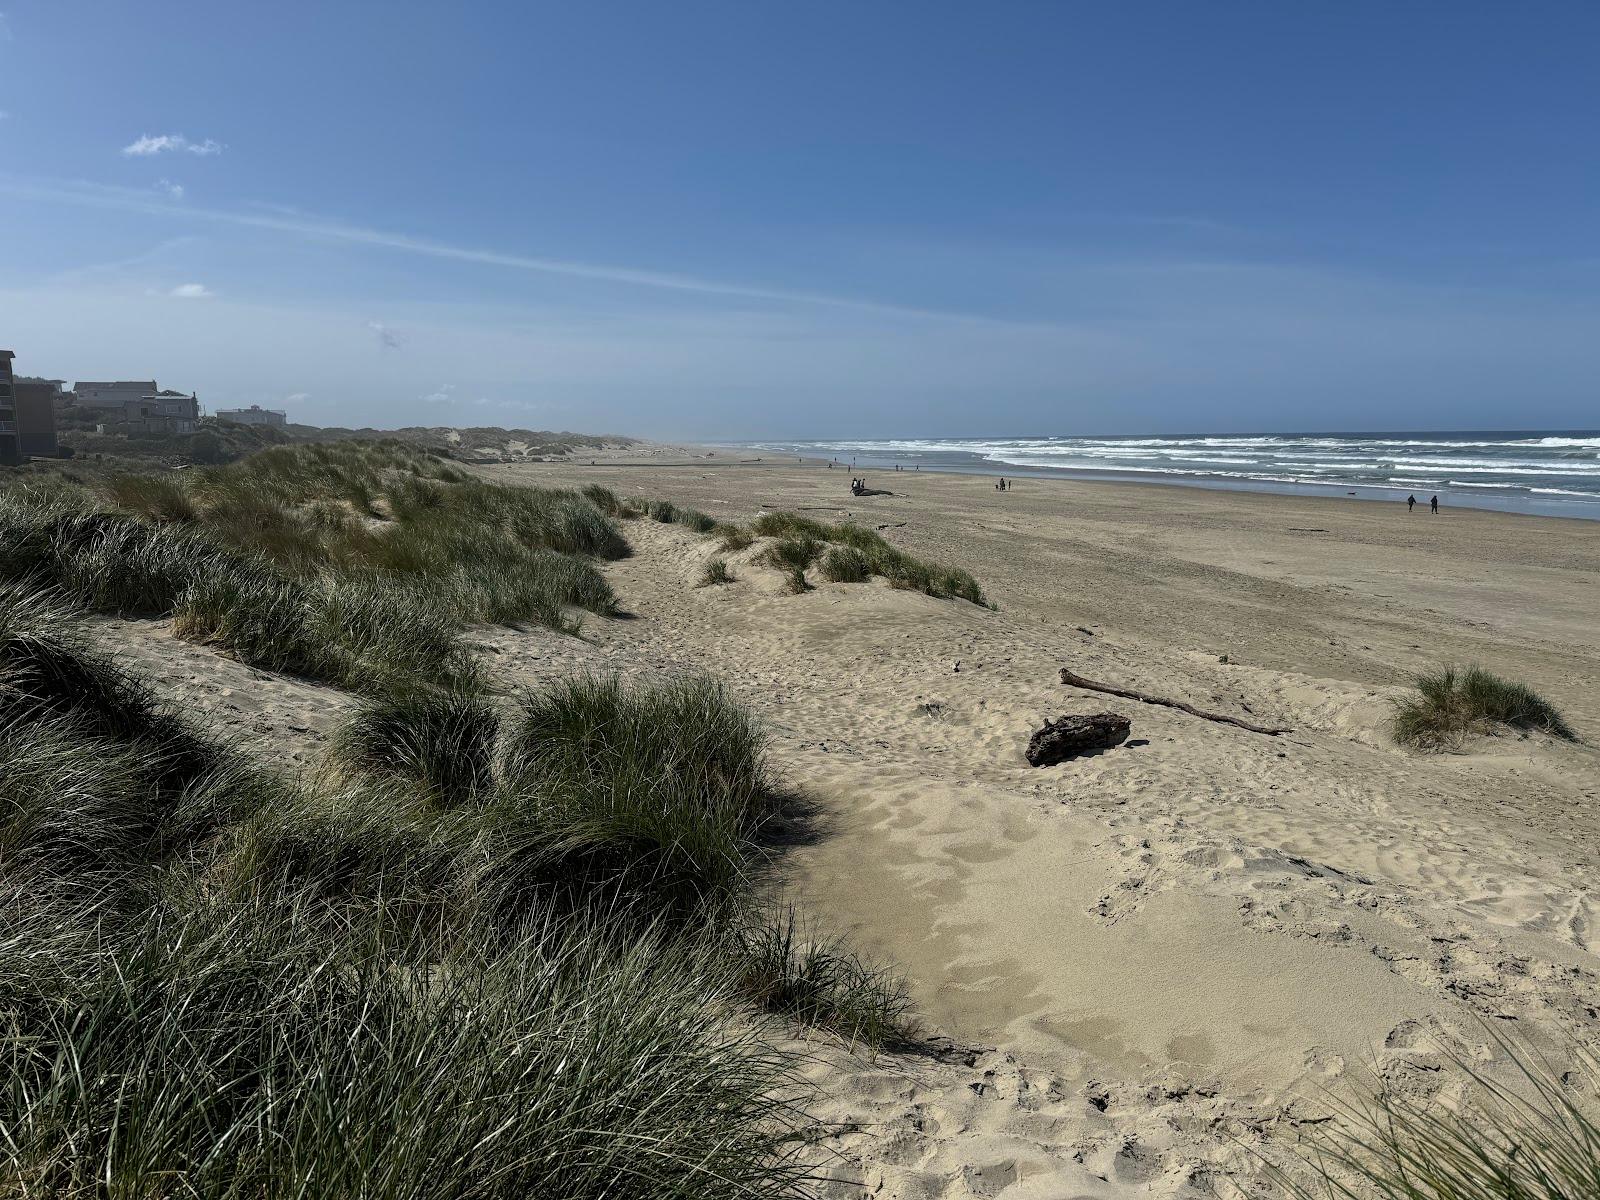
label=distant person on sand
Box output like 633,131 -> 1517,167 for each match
1407,494 -> 1416,511
1431,494 -> 1439,514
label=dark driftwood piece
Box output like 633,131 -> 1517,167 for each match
1027,712 -> 1132,766
1059,668 -> 1292,736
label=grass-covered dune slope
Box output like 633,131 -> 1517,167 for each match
0,442 -> 626,693
0,442 -> 916,1197
0,594 -> 910,1196
579,485 -> 990,606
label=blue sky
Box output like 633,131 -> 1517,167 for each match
1,1 -> 1597,437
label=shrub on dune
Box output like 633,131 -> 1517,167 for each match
762,535 -> 823,573
674,508 -> 718,534
331,690 -> 501,805
751,512 -> 831,541
649,499 -> 679,524
717,523 -> 755,551
498,674 -> 776,908
819,545 -> 871,583
1394,665 -> 1576,750
700,558 -> 735,586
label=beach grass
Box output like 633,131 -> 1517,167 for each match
735,905 -> 914,1049
1285,1035 -> 1600,1200
1394,665 -> 1576,750
0,595 -> 914,1196
700,557 -> 735,586
746,512 -> 989,605
0,443 -> 628,691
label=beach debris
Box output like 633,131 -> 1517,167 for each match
1059,668 -> 1292,736
1026,712 -> 1131,766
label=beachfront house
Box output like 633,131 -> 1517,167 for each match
72,381 -> 200,434
0,353 -> 61,464
216,403 -> 288,428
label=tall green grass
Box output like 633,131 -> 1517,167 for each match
0,444 -> 629,691
1394,666 -> 1577,750
0,597 -> 912,1196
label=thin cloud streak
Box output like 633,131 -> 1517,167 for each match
0,176 -> 1011,324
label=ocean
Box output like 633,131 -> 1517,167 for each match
733,432 -> 1600,520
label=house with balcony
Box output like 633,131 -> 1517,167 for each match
1,353 -> 61,463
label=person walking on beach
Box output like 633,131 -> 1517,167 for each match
1407,494 -> 1416,512
1430,494 -> 1439,514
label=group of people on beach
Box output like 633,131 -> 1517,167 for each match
995,477 -> 1009,491
1407,493 -> 1440,514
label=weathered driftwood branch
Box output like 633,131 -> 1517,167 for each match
1059,668 -> 1292,736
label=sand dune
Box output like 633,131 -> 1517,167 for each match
109,454 -> 1600,1197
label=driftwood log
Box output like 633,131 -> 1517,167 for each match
1026,712 -> 1131,766
1059,669 -> 1291,736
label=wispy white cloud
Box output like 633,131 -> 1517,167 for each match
285,392 -> 310,403
1,177 -> 1000,324
122,134 -> 224,157
155,178 -> 185,200
168,282 -> 214,299
368,320 -> 402,349
421,384 -> 456,404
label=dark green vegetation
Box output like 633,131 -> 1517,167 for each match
1287,1036 -> 1600,1200
741,512 -> 989,606
0,442 -> 627,692
0,592 -> 911,1196
1394,665 -> 1577,750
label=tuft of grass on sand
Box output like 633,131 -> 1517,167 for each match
1394,665 -> 1576,750
717,523 -> 755,551
819,545 -> 871,583
762,535 -> 823,573
734,905 -> 914,1049
1284,1033 -> 1600,1200
700,558 -> 735,586
330,689 -> 501,805
742,512 -> 988,606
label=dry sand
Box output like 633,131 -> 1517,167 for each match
112,446 -> 1600,1198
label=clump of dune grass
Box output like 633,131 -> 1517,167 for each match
498,674 -> 776,909
718,523 -> 755,551
1284,1034 -> 1600,1200
1394,666 -> 1577,750
744,512 -> 989,605
648,499 -> 679,523
331,690 -> 501,805
819,545 -> 871,583
780,566 -> 809,594
674,507 -> 719,533
700,558 -> 735,586
581,482 -> 642,518
735,905 -> 914,1049
762,535 -> 823,573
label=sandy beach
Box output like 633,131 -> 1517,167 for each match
476,448 -> 1598,1196
102,445 -> 1600,1197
